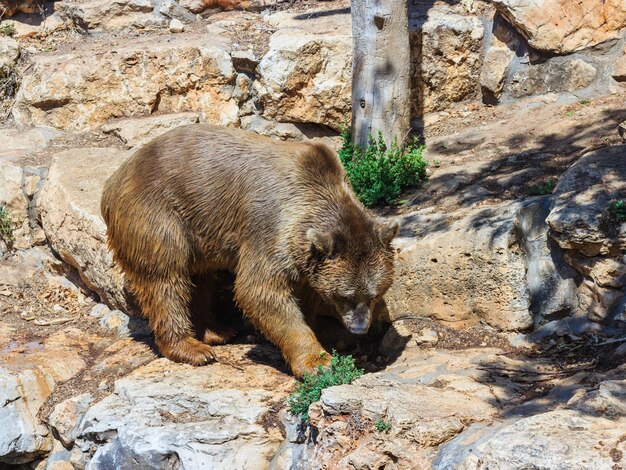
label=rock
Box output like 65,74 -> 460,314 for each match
547,145 -> 626,323
480,47 -> 513,104
619,121 -> 626,142
0,159 -> 28,251
614,49 -> 626,82
58,0 -> 164,33
255,9 -> 352,131
435,408 -> 626,469
99,309 -> 151,337
411,328 -> 439,346
492,0 -> 626,54
13,34 -> 239,131
231,49 -> 258,74
38,148 -> 133,312
510,58 -> 597,98
0,126 -> 61,160
282,348 -> 510,469
74,346 -> 294,469
547,145 -> 626,256
515,198 -> 579,321
0,329 -> 95,463
378,320 -> 413,354
386,202 -> 534,331
169,18 -> 184,33
0,36 -> 19,71
411,9 -> 484,113
48,394 -> 92,448
101,112 -> 202,148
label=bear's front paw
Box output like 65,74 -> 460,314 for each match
291,350 -> 332,378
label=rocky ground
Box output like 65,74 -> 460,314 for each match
1,0 -> 625,468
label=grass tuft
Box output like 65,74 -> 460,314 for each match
608,200 -> 626,223
287,353 -> 363,421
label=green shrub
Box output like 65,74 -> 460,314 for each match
527,179 -> 556,196
338,128 -> 427,207
287,353 -> 363,421
0,205 -> 14,246
0,23 -> 16,37
608,200 -> 626,223
374,419 -> 391,433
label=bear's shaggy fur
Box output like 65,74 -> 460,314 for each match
101,125 -> 398,377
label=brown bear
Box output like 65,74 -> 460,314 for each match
101,125 -> 398,377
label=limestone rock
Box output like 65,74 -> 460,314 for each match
38,148 -> 132,312
0,328 -> 94,463
547,145 -> 626,256
101,112 -> 202,148
13,34 -> 239,131
515,198 -> 579,321
0,159 -> 28,251
435,408 -> 626,469
74,346 -> 294,469
613,48 -> 626,82
510,58 -> 597,98
278,348 -> 510,470
492,0 -> 626,54
387,202 -> 533,331
48,394 -> 92,448
411,9 -> 484,114
255,10 -> 352,131
0,36 -> 19,71
547,145 -> 626,323
480,47 -> 513,104
57,0 -> 163,33
169,18 -> 184,33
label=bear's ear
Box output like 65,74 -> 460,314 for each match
378,220 -> 399,246
307,229 -> 336,257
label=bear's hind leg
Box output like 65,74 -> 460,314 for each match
133,273 -> 216,366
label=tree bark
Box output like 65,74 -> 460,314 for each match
351,0 -> 411,149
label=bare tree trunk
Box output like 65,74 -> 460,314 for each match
351,0 -> 411,149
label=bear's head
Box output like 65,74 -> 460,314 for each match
306,219 -> 398,335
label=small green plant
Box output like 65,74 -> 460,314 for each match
287,353 -> 364,421
0,205 -> 14,246
527,179 -> 556,196
578,99 -> 590,105
338,127 -> 428,207
608,200 -> 626,223
432,159 -> 442,168
565,111 -> 574,117
0,23 -> 16,37
374,419 -> 391,433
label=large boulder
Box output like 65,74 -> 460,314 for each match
0,328 -> 96,464
73,346 -> 294,469
547,145 -> 626,324
434,378 -> 626,469
255,10 -> 352,131
13,33 -> 239,131
38,148 -> 132,312
388,203 -> 534,331
57,0 -> 163,32
492,0 -> 626,54
410,8 -> 484,114
101,112 -> 202,148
